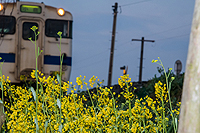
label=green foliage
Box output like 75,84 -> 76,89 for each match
136,67 -> 184,102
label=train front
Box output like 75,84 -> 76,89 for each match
0,1 -> 73,83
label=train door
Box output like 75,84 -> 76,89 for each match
15,18 -> 44,80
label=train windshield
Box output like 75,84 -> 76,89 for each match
0,15 -> 16,34
45,19 -> 72,38
22,22 -> 39,40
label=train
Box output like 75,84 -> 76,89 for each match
0,1 -> 73,83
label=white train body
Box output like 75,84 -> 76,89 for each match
0,1 -> 72,83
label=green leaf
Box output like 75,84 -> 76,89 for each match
35,70 -> 37,77
34,118 -> 39,132
57,98 -> 61,109
58,124 -> 63,133
57,74 -> 61,84
0,57 -> 2,60
167,124 -> 173,133
61,54 -> 64,62
175,117 -> 178,130
155,128 -> 159,133
31,87 -> 36,101
45,120 -> 50,131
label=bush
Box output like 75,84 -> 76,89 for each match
135,67 -> 184,104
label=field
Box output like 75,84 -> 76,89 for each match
0,27 -> 181,133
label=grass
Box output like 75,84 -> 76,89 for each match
0,26 -> 181,133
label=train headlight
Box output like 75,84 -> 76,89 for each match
57,8 -> 65,16
0,4 -> 3,11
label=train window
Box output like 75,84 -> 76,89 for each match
45,19 -> 73,39
23,22 -> 38,40
0,15 -> 16,34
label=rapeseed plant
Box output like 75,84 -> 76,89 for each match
0,26 -> 181,132
0,72 -> 181,132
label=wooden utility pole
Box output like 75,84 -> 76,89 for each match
132,37 -> 154,82
107,2 -> 118,87
178,0 -> 200,132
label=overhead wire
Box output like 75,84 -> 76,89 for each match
73,0 -> 155,70
118,0 -> 191,44
145,23 -> 191,37
115,41 -> 140,57
115,45 -> 140,57
73,28 -> 190,71
113,30 -> 190,58
73,40 -> 144,71
72,41 -> 132,70
120,0 -> 154,7
119,0 -> 154,13
116,40 -> 132,48
73,0 -> 190,71
156,33 -> 190,41
73,49 -> 109,64
73,55 -> 108,71
73,40 -> 136,70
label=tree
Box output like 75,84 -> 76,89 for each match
178,0 -> 200,132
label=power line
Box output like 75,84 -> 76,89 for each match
72,41 -> 134,71
73,49 -> 109,64
156,33 -> 190,41
73,41 -> 132,66
115,44 -> 140,57
145,23 -> 191,37
120,0 -> 153,7
73,32 -> 189,71
73,43 -> 140,71
72,56 -> 108,71
116,41 -> 132,48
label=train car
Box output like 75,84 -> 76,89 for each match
0,1 -> 73,83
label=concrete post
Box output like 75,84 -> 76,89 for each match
178,0 -> 200,132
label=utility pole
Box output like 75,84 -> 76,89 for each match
107,2 -> 118,87
178,0 -> 200,132
132,37 -> 154,82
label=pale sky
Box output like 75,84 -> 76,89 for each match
25,0 -> 195,89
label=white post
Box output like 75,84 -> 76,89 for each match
178,0 -> 200,132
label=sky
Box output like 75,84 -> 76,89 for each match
24,0 -> 195,88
